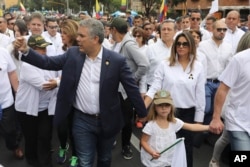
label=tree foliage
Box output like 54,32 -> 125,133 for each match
140,0 -> 161,17
170,0 -> 187,7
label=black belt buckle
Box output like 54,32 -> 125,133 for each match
207,79 -> 219,83
83,112 -> 100,119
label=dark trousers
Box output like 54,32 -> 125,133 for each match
119,93 -> 134,148
57,111 -> 76,156
0,104 -> 19,150
175,107 -> 195,167
17,110 -> 53,167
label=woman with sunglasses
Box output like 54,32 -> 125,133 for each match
144,31 -> 206,167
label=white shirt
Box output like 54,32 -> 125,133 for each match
42,31 -> 64,54
102,38 -> 112,50
199,27 -> 211,41
0,33 -> 12,48
73,47 -> 103,115
219,49 -> 250,135
223,27 -> 245,54
0,48 -> 16,109
146,59 -> 206,122
141,118 -> 184,167
6,43 -> 22,79
146,39 -> 172,86
198,38 -> 233,79
196,49 -> 207,77
4,28 -> 15,42
15,62 -> 59,116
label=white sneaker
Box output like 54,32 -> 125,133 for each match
209,160 -> 219,167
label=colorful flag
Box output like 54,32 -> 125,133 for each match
20,2 -> 26,12
158,0 -> 168,22
96,0 -> 100,12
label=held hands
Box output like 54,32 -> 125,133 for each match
209,118 -> 224,134
14,37 -> 29,53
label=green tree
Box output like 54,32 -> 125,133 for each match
170,0 -> 186,7
170,0 -> 187,15
140,0 -> 161,17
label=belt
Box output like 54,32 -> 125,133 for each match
74,107 -> 100,119
82,112 -> 100,119
207,78 -> 220,83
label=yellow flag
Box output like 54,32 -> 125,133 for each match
121,0 -> 126,6
96,0 -> 100,12
20,2 -> 26,11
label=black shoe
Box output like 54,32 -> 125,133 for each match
122,145 -> 133,160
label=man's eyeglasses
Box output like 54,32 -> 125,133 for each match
216,28 -> 227,32
191,17 -> 201,21
176,42 -> 189,48
48,26 -> 58,29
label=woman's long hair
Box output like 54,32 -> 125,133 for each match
169,31 -> 197,73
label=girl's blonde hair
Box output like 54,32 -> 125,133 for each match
147,102 -> 176,123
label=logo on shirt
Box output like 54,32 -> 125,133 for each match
188,74 -> 193,79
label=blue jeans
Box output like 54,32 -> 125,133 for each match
72,109 -> 116,167
228,131 -> 250,151
205,81 -> 220,114
204,82 -> 220,124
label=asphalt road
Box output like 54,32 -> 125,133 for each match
0,125 -> 229,167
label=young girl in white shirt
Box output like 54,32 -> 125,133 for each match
141,90 -> 209,167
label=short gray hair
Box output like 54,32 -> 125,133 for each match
79,18 -> 104,44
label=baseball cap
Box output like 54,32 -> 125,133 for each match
28,35 -> 52,48
110,17 -> 128,31
153,90 -> 173,105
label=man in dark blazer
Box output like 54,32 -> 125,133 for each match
14,18 -> 147,167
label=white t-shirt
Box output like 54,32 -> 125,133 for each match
219,49 -> 250,135
141,118 -> 184,167
0,48 -> 16,109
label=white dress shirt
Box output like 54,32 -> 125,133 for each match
73,47 -> 103,115
4,28 -> 15,42
146,59 -> 206,122
223,27 -> 245,54
0,33 -> 12,48
146,39 -> 172,86
198,38 -> 233,79
42,31 -> 64,54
